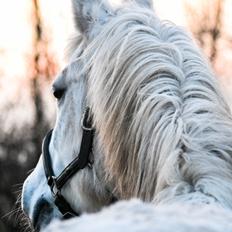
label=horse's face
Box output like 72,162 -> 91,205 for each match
22,59 -> 113,230
22,0 -> 153,230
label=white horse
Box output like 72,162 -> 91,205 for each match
22,0 -> 232,231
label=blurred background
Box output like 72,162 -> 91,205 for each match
0,0 -> 232,231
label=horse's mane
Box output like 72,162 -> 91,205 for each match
78,6 -> 232,207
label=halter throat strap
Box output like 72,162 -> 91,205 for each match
42,108 -> 94,218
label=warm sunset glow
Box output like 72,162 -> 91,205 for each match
0,0 -> 231,105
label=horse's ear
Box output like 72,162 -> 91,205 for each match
72,0 -> 112,35
126,0 -> 153,9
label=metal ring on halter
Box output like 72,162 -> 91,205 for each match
81,108 -> 93,131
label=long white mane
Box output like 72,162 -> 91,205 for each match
80,6 -> 232,206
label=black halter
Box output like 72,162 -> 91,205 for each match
42,108 -> 94,219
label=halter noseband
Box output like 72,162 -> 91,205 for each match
42,108 -> 94,219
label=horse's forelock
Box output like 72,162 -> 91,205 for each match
84,7 -> 232,205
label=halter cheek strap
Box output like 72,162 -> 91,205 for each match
42,108 -> 94,218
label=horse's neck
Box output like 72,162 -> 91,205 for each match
153,178 -> 232,209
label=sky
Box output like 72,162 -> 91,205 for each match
0,1 -> 146,103
0,0 -> 232,109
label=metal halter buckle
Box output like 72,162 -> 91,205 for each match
47,176 -> 55,187
81,108 -> 93,131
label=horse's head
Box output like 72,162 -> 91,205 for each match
22,0 -> 232,230
22,0 -> 154,230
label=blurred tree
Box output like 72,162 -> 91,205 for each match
30,0 -> 57,160
0,0 -> 58,231
185,0 -> 224,63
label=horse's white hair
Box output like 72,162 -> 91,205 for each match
76,5 -> 232,207
44,200 -> 232,232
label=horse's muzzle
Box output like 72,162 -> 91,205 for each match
32,198 -> 54,231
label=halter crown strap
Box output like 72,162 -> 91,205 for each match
42,108 -> 94,218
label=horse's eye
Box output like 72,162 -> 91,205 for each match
53,88 -> 65,100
